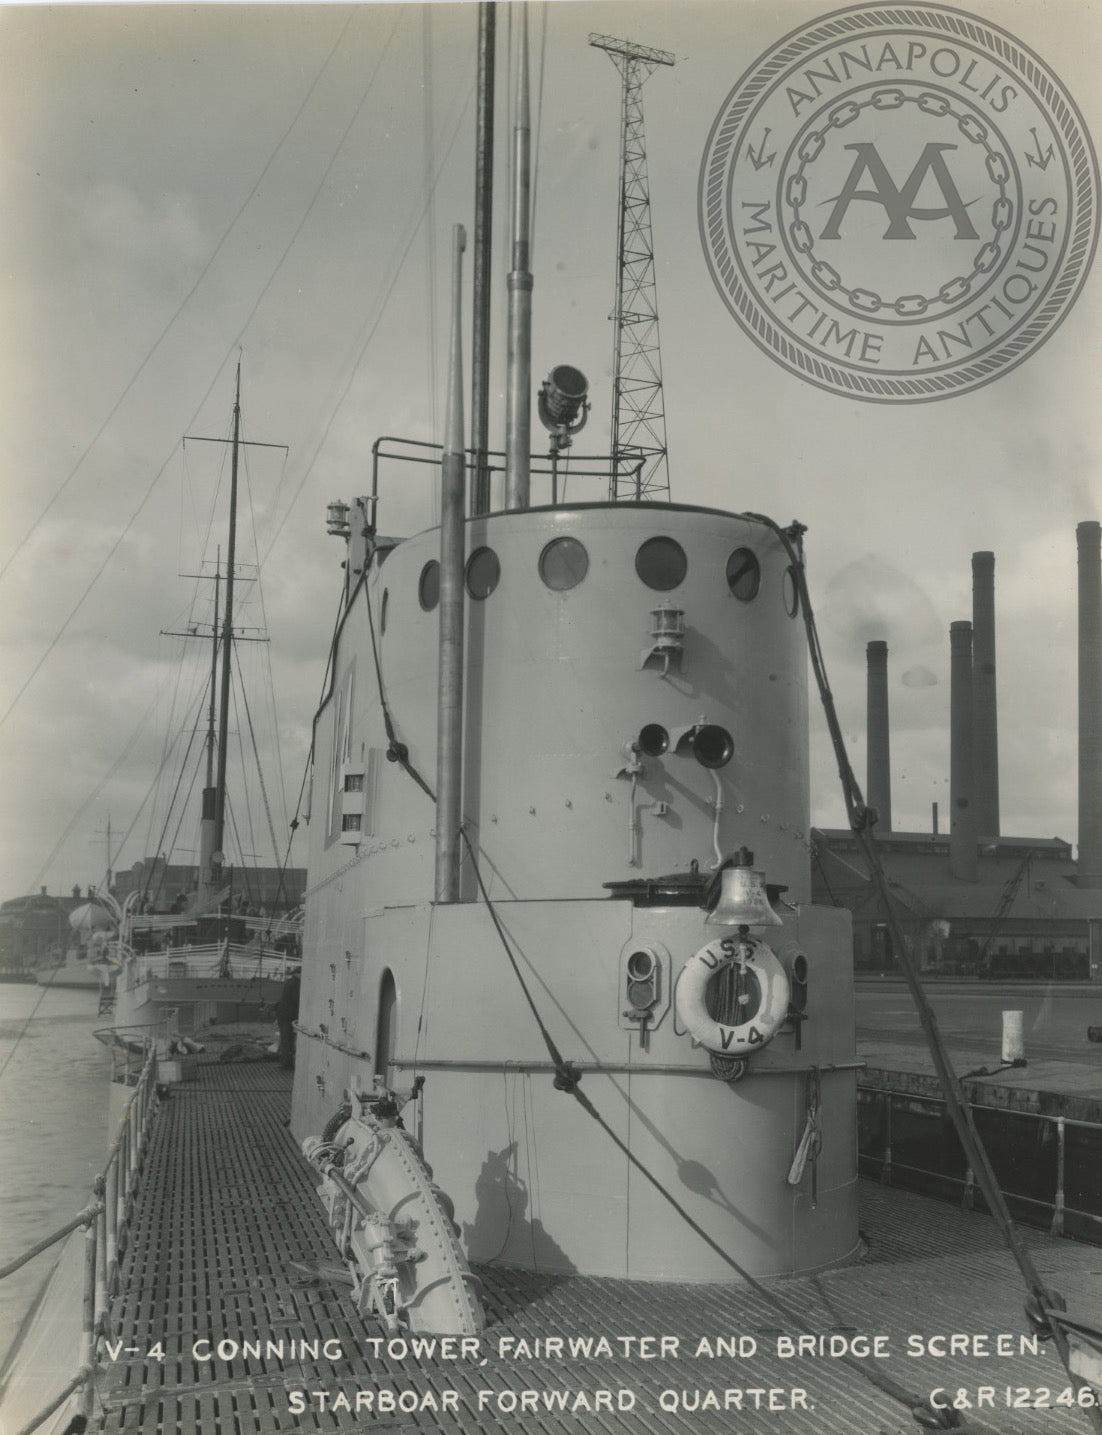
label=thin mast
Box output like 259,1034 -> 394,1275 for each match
435,226 -> 467,902
503,7 -> 532,510
470,0 -> 496,517
196,550 -> 221,904
213,363 -> 242,865
206,550 -> 221,790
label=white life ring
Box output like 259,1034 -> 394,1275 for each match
675,935 -> 790,1055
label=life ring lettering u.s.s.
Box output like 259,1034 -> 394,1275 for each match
675,937 -> 791,1055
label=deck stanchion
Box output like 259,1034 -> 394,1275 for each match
117,1122 -> 130,1251
1053,1116 -> 1066,1237
81,1219 -> 97,1419
128,1099 -> 140,1205
881,1092 -> 893,1184
94,1179 -> 107,1337
2,1046 -> 164,1435
129,1098 -> 138,1196
135,1070 -> 147,1163
105,1158 -> 119,1293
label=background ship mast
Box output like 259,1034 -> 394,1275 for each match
589,33 -> 674,502
212,362 -> 243,872
174,365 -> 287,907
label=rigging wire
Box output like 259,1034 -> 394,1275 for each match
187,414 -> 234,602
250,438 -> 293,581
0,463 -> 181,733
155,722 -> 208,906
224,789 -> 256,907
112,734 -> 190,889
262,639 -> 290,834
354,563 -> 944,1425
141,689 -> 209,906
255,573 -> 349,941
228,663 -> 260,876
144,610 -> 219,863
141,671 -> 187,871
237,662 -> 281,872
0,9 -> 358,590
26,684 -> 168,897
741,510 -> 1102,1429
353,536 -> 1097,1433
423,7 -> 440,473
140,635 -> 210,868
238,417 -> 291,830
1,13 -> 401,734
258,60 -> 477,567
0,984 -> 55,1084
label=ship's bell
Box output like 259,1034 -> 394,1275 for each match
706,866 -> 783,927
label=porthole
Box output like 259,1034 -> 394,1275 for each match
380,588 -> 390,634
466,547 -> 500,600
783,566 -> 800,618
726,548 -> 760,602
418,561 -> 439,611
539,536 -> 589,591
635,536 -> 687,591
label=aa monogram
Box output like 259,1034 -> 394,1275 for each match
699,3 -> 1099,401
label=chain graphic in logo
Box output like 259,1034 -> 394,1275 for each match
699,3 -> 1099,400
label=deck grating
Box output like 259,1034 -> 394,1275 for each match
93,1061 -> 1099,1434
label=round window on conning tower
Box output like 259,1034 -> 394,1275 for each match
726,548 -> 760,602
466,547 -> 500,600
635,536 -> 687,591
783,566 -> 800,618
418,560 -> 440,611
539,536 -> 589,591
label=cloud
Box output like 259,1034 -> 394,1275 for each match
821,555 -> 943,650
901,666 -> 938,689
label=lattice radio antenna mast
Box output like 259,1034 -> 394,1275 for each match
589,33 -> 675,502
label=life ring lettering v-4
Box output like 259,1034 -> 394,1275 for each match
675,936 -> 790,1056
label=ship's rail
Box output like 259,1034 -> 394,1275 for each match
93,1014 -> 178,1082
128,912 -> 301,939
0,1044 -> 160,1435
369,435 -> 645,531
858,1081 -> 1102,1243
118,943 -> 297,990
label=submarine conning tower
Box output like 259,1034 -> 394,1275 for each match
320,500 -> 813,905
296,479 -> 859,1286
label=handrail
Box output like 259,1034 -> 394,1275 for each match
0,1042 -> 162,1434
12,1367 -> 91,1435
858,1081 -> 1102,1239
0,1203 -> 100,1282
369,433 -> 646,531
118,946 -> 297,987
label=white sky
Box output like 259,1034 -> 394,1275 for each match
1,0 -> 1099,899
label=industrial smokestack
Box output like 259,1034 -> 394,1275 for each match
971,551 -> 999,837
866,640 -> 892,833
1078,521 -> 1102,880
949,620 -> 979,882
